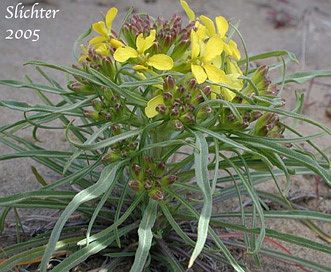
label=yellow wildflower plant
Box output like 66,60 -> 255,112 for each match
114,30 -> 173,71
2,2 -> 331,272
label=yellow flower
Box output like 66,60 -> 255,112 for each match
211,58 -> 244,101
114,30 -> 173,71
190,30 -> 227,84
200,14 -> 241,60
89,7 -> 118,45
94,43 -> 110,56
145,94 -> 164,118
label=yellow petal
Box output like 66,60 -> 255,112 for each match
133,65 -> 148,70
92,21 -> 108,37
78,56 -> 87,63
226,73 -> 243,90
114,46 -> 138,62
180,0 -> 195,21
145,94 -> 164,118
204,63 -> 226,83
220,87 -> 236,101
105,7 -> 118,30
195,23 -> 207,40
212,55 -> 222,68
215,16 -> 228,37
200,15 -> 215,37
227,40 -> 241,60
94,43 -> 109,56
110,38 -> 123,49
89,36 -> 108,45
226,58 -> 243,75
190,30 -> 200,59
191,64 -> 207,84
203,36 -> 224,63
211,85 -> 235,101
136,30 -> 156,54
147,54 -> 173,70
210,85 -> 220,99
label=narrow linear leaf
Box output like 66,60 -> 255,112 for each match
40,161 -> 123,271
238,50 -> 299,66
0,79 -> 67,95
275,70 -> 331,84
130,199 -> 158,272
51,223 -> 137,272
189,131 -> 212,268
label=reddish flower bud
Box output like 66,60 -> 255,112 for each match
163,76 -> 176,92
148,189 -> 164,201
129,180 -> 143,191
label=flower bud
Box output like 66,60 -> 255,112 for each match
84,110 -> 100,121
69,82 -> 94,94
185,92 -> 192,101
242,65 -> 270,95
129,141 -> 139,150
170,107 -> 179,117
145,168 -> 154,177
143,178 -> 153,190
163,76 -> 176,92
91,99 -> 103,111
132,164 -> 144,180
202,86 -> 212,97
156,162 -> 166,176
163,92 -> 173,104
148,189 -> 164,201
143,155 -> 154,169
129,180 -> 143,191
161,174 -> 178,187
156,104 -> 168,115
196,106 -> 212,119
180,113 -> 195,125
171,39 -> 190,60
102,152 -> 120,162
177,85 -> 186,96
111,124 -> 123,135
171,120 -> 184,130
250,110 -> 263,121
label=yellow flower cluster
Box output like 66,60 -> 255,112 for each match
78,0 -> 245,120
180,0 -> 243,101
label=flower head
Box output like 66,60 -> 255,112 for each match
190,30 -> 227,84
114,30 -> 173,71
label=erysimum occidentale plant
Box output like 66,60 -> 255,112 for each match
1,1 -> 331,271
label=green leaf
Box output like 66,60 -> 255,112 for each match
130,198 -> 158,272
0,237 -> 81,271
40,161 -> 123,271
238,50 -> 299,66
236,136 -> 331,186
24,61 -> 148,107
0,79 -> 67,95
274,70 -> 331,84
51,223 -> 137,272
66,121 -> 162,151
189,131 -> 212,268
0,191 -> 75,207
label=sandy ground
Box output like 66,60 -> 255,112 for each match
1,0 -> 331,271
